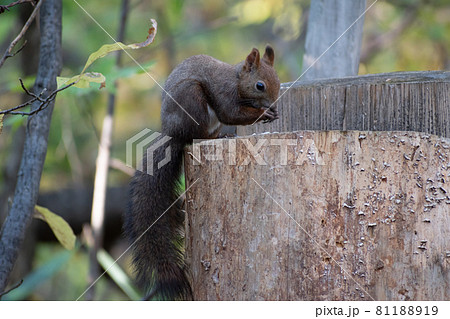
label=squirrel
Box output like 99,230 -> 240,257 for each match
125,45 -> 280,300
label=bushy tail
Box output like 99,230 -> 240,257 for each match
125,137 -> 192,300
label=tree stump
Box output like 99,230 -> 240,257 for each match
184,131 -> 450,300
184,71 -> 449,300
238,71 -> 450,138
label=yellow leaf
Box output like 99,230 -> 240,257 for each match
56,76 -> 75,88
56,19 -> 157,89
34,205 -> 76,250
81,43 -> 126,74
0,114 -> 3,135
57,72 -> 106,89
80,19 -> 157,74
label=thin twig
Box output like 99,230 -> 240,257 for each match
16,39 -> 28,53
0,279 -> 23,299
0,79 -> 76,116
109,158 -> 136,176
87,0 -> 130,301
0,0 -> 36,14
86,0 -> 130,300
0,0 -> 42,68
19,78 -> 46,102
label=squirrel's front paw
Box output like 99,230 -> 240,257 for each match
262,107 -> 279,123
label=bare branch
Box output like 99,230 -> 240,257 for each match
0,0 -> 42,68
0,0 -> 36,14
19,78 -> 45,102
0,79 -> 75,116
109,158 -> 135,176
86,0 -> 130,300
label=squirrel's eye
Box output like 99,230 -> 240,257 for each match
255,81 -> 266,92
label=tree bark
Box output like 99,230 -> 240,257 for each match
185,131 -> 450,300
4,1 -> 43,284
0,0 -> 62,294
301,0 -> 367,80
238,71 -> 450,138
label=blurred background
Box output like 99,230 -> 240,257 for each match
0,0 -> 449,300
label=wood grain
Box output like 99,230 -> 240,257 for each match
238,71 -> 450,138
185,131 -> 450,300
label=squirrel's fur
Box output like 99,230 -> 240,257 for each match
125,46 -> 280,300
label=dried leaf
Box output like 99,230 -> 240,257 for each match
34,205 -> 76,250
127,18 -> 158,49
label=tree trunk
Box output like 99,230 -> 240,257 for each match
4,1 -> 44,285
301,0 -> 367,80
185,130 -> 450,300
0,0 -> 62,294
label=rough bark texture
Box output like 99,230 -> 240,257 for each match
0,0 -> 62,294
238,71 -> 450,138
1,2 -> 43,285
185,131 -> 450,300
301,0 -> 366,80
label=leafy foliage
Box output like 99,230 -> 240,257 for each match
57,19 -> 157,89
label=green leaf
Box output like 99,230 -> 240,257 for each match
97,249 -> 141,300
34,205 -> 76,250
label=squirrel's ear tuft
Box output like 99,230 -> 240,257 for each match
244,48 -> 260,71
262,45 -> 275,66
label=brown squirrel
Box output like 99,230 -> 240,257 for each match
125,45 -> 280,300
